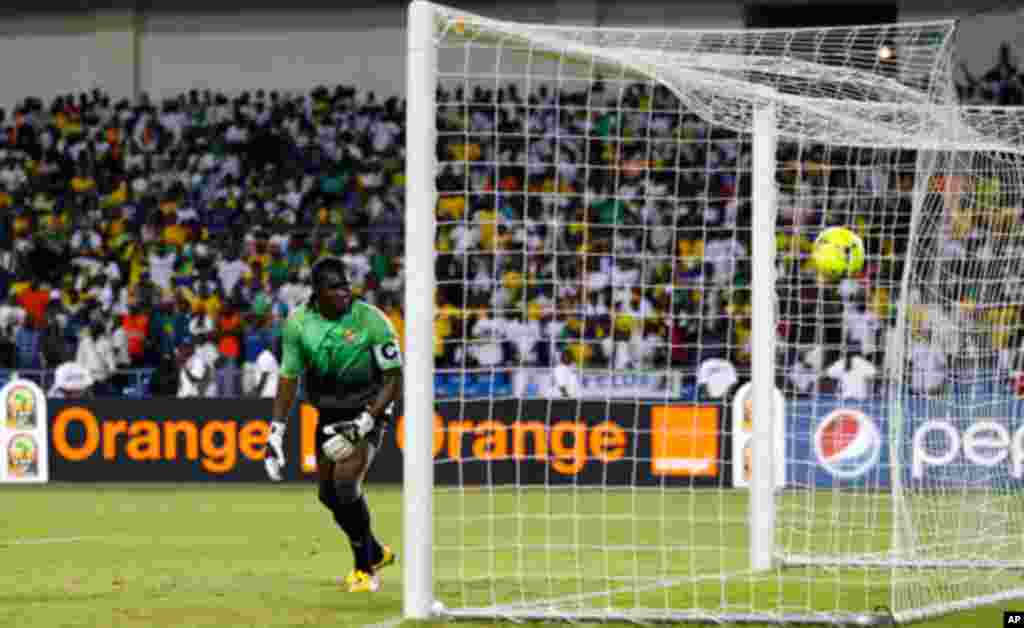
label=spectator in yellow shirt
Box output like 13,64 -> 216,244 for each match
70,171 -> 96,194
476,208 -> 498,250
163,219 -> 189,248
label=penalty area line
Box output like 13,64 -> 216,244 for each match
363,617 -> 403,628
0,535 -> 109,546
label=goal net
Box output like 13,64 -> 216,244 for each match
403,1 -> 1024,623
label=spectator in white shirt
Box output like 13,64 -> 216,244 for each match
95,276 -> 115,311
844,299 -> 881,356
825,352 -> 878,400
178,332 -> 220,398
195,328 -> 221,376
610,315 -> 636,371
252,339 -> 281,398
370,118 -> 400,153
468,260 -> 496,308
697,357 -> 738,400
631,321 -> 662,369
585,267 -> 611,294
552,349 -> 581,398
0,292 -> 26,340
610,260 -> 640,291
465,313 -> 505,368
704,233 -> 747,286
341,247 -> 372,288
48,361 -> 94,398
909,336 -> 947,395
788,348 -> 820,396
188,305 -> 216,341
76,320 -> 116,395
451,223 -> 479,255
216,247 -> 251,297
279,180 -> 303,216
178,338 -> 213,398
147,243 -> 177,292
108,317 -> 132,369
70,225 -> 103,257
279,272 -> 310,313
505,313 -> 540,366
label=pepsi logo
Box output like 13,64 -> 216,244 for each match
814,409 -> 881,479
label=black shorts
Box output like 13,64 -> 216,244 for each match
314,408 -> 387,458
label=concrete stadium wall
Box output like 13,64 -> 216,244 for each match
0,1 -> 742,106
0,31 -> 98,108
139,9 -> 408,100
139,1 -> 742,99
0,11 -> 136,111
898,0 -> 1023,81
0,1 -> 1014,106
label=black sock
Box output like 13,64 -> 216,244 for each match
332,495 -> 379,572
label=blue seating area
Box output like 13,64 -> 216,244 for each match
0,365 -> 1012,402
434,372 -> 513,400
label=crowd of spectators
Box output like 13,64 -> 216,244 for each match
0,41 -> 1020,399
0,85 -> 406,396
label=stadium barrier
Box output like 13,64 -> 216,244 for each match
0,369 -> 154,398
29,395 -> 1024,486
43,399 -> 724,484
0,368 -> 692,400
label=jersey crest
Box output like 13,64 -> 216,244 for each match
341,328 -> 368,345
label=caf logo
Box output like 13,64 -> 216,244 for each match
382,343 -> 399,360
5,384 -> 39,430
7,433 -> 38,479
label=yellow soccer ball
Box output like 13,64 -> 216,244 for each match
811,227 -> 865,281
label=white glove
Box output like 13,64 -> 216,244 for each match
264,421 -> 286,481
321,412 -> 375,462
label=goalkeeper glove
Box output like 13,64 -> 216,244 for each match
264,421 -> 286,481
321,411 -> 375,462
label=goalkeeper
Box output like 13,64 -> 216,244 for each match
264,256 -> 402,593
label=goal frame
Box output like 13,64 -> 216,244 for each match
402,0 -> 1024,623
404,0 -> 437,619
402,7 -> 784,613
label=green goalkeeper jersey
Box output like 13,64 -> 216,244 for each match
280,300 -> 402,409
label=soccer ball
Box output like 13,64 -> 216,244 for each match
811,227 -> 865,281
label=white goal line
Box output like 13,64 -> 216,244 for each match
0,535 -> 110,546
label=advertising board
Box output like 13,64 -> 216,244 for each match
44,393 -> 1023,490
46,399 -> 722,486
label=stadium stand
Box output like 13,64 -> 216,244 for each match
0,41 -> 1021,398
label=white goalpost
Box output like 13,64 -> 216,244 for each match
749,100 -> 779,576
403,0 -> 437,617
404,0 -> 1024,623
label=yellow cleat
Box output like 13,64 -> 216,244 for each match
373,545 -> 397,573
345,569 -> 380,593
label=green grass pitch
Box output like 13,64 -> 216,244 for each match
0,484 -> 1018,627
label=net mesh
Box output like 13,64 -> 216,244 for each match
417,2 -> 1024,622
